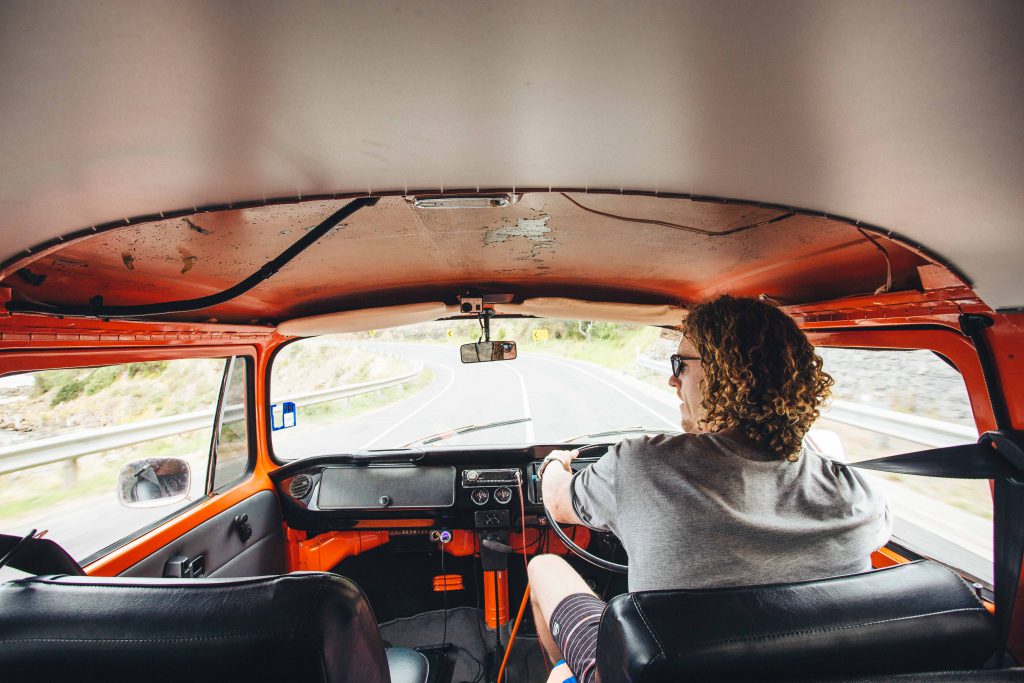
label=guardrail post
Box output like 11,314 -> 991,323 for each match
63,458 -> 78,488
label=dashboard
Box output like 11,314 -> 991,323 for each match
269,446 -> 603,535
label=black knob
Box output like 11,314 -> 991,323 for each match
232,514 -> 252,542
378,495 -> 391,507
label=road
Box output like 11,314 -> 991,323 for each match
273,344 -> 681,456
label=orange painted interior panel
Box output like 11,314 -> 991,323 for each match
291,531 -> 390,572
872,547 -> 910,569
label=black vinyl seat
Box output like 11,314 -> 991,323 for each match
597,560 -> 998,682
0,571 -> 427,683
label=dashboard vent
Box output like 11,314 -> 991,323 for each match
289,474 -> 313,500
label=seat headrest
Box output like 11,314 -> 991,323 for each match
596,560 -> 996,682
0,572 -> 389,683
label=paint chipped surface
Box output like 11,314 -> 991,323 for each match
50,257 -> 88,270
484,217 -> 553,246
180,255 -> 198,274
121,253 -> 135,270
182,218 -> 211,235
484,217 -> 558,266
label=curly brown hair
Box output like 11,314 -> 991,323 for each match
682,295 -> 833,460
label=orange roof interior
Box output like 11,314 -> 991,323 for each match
0,192 -> 956,326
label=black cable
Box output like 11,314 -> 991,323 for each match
473,552 -> 482,610
439,543 -> 448,649
492,570 -> 501,653
4,197 -> 379,319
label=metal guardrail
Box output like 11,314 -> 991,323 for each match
0,367 -> 422,476
635,353 -> 977,447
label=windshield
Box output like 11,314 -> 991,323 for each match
269,320 -> 683,460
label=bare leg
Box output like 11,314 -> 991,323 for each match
530,591 -> 560,663
528,554 -> 597,664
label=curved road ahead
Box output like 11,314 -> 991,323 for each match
275,344 -> 681,457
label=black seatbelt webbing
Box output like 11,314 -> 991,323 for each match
851,429 -> 1024,661
994,477 -> 1024,662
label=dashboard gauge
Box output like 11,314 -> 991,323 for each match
471,488 -> 490,506
493,487 -> 513,505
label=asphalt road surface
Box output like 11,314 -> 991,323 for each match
274,344 -> 682,457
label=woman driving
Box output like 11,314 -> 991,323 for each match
530,295 -> 891,683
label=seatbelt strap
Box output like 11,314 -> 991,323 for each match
851,429 -> 1024,661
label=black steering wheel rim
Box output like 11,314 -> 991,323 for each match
542,443 -> 628,574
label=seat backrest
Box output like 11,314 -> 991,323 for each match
597,560 -> 996,682
0,571 -> 390,683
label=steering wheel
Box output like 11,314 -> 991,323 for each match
541,443 -> 628,574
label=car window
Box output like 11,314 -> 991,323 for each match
0,356 -> 250,565
815,347 -> 989,583
212,357 -> 251,490
269,320 -> 680,460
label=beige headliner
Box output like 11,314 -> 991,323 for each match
1,1 -> 1022,309
278,298 -> 688,336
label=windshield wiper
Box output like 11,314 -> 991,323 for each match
404,418 -> 533,447
560,426 -> 680,443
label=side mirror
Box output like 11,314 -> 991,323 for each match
117,457 -> 191,508
460,341 -> 517,364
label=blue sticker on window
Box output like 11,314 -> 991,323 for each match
270,401 -> 297,431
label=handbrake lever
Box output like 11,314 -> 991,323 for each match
481,538 -> 515,554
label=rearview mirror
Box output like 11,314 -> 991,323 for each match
116,457 -> 191,508
460,341 -> 517,363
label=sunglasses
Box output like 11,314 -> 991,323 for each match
670,354 -> 700,378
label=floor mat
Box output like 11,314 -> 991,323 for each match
380,607 -> 489,683
379,606 -> 550,683
501,634 -> 549,683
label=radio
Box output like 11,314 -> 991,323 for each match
461,468 -> 521,487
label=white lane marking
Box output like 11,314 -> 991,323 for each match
532,354 -> 681,430
504,363 -> 536,442
359,360 -> 457,449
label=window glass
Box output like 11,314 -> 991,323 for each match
816,347 -> 989,582
269,321 -> 677,460
212,357 -> 250,490
0,357 -> 239,565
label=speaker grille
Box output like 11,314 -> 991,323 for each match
289,474 -> 313,499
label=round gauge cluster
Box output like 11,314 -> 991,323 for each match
469,486 -> 514,505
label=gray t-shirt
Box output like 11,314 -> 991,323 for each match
571,431 -> 891,592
